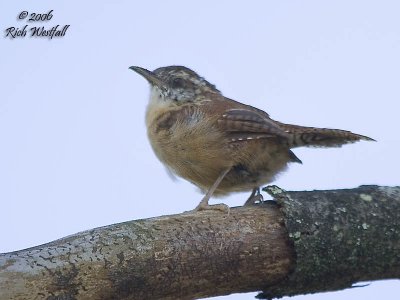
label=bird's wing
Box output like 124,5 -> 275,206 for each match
217,108 -> 290,142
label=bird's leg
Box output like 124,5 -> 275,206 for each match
244,187 -> 264,206
194,168 -> 231,212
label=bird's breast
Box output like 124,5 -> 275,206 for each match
145,103 -> 233,189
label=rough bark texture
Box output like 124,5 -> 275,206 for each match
0,185 -> 399,300
258,185 -> 400,299
0,204 -> 293,300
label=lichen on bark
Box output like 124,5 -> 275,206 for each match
258,185 -> 400,299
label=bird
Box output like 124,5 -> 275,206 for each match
130,65 -> 374,211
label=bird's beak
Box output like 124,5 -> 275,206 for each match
129,66 -> 165,88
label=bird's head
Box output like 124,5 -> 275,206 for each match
130,65 -> 220,105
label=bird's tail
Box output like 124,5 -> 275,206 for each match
276,122 -> 375,148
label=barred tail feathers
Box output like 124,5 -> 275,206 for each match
277,123 -> 375,148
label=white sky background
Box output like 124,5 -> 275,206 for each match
0,1 -> 399,299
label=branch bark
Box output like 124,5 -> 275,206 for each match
0,185 -> 399,300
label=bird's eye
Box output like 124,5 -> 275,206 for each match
171,77 -> 184,89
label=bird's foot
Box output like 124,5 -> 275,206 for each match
197,203 -> 230,214
186,196 -> 230,213
193,202 -> 230,213
244,187 -> 264,206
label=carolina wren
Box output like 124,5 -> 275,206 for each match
130,65 -> 374,211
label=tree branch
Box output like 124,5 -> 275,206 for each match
0,185 -> 399,300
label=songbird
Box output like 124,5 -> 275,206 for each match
130,65 -> 374,211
